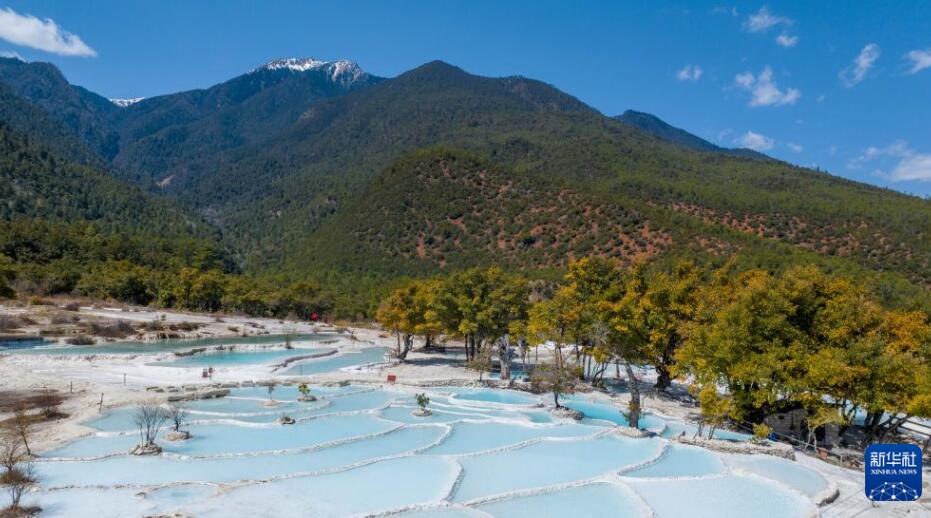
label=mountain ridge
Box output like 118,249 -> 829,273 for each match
0,57 -> 928,311
615,110 -> 768,159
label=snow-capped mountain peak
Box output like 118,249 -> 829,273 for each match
109,97 -> 144,107
254,58 -> 365,84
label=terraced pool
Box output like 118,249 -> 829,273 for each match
8,333 -> 332,355
15,385 -> 827,517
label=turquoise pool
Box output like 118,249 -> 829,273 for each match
10,333 -> 333,355
14,386 -> 825,517
278,346 -> 388,375
153,347 -> 334,367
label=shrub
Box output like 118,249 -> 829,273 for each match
753,423 -> 773,441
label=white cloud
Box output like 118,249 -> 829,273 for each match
0,7 -> 95,57
839,43 -> 880,87
735,131 -> 775,151
744,7 -> 793,33
786,142 -> 803,153
0,49 -> 23,60
848,141 -> 931,182
890,154 -> 931,182
905,48 -> 931,74
712,6 -> 739,17
734,66 -> 801,107
776,32 -> 798,48
676,65 -> 703,81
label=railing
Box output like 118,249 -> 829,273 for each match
726,417 -> 930,468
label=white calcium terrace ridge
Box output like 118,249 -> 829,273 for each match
21,387 -> 841,517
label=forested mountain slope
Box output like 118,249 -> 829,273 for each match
109,58 -> 383,185
0,57 -> 929,312
0,57 -> 119,159
615,110 -> 765,159
293,148 -> 930,311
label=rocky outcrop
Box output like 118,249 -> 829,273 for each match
677,435 -> 796,460
164,430 -> 191,442
278,415 -> 296,425
615,426 -> 652,438
411,408 -> 433,417
130,443 -> 162,456
551,406 -> 583,420
167,388 -> 229,402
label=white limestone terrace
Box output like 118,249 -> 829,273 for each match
1,306 -> 929,516
252,57 -> 367,84
108,97 -> 145,107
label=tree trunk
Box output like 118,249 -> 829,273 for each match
398,334 -> 414,361
623,362 -> 641,429
654,363 -> 672,391
877,415 -> 910,442
654,336 -> 677,391
395,331 -> 402,359
498,338 -> 511,381
19,429 -> 31,456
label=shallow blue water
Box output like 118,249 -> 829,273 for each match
453,435 -> 664,502
11,333 -> 331,355
727,455 -> 829,497
279,347 -> 388,375
623,444 -> 726,478
0,337 -> 51,350
26,385 -> 821,517
157,347 -> 333,367
476,483 -> 644,517
451,389 -> 540,406
562,398 -> 665,430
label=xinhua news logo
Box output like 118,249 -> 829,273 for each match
864,443 -> 922,502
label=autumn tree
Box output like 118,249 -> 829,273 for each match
375,279 -> 443,361
694,385 -> 734,440
432,267 -> 528,361
677,264 -> 931,442
610,261 -> 702,390
675,268 -> 812,423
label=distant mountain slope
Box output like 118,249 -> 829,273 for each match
0,83 -> 103,167
0,57 -> 119,159
110,58 -> 383,184
0,124 -> 209,238
615,110 -> 765,159
165,60 -> 658,259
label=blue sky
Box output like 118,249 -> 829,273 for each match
2,1 -> 930,197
